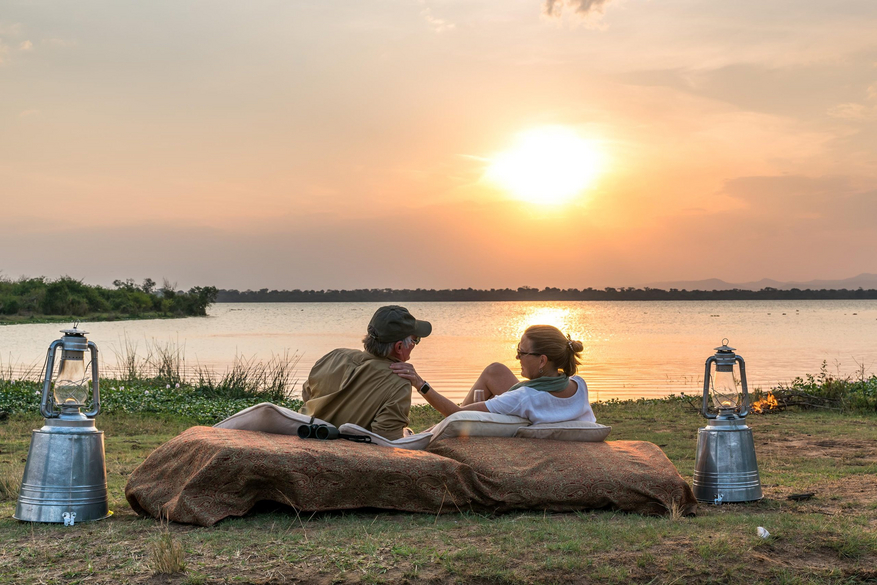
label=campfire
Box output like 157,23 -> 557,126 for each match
751,392 -> 780,414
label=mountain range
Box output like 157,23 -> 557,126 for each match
642,273 -> 877,291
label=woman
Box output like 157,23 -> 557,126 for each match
390,324 -> 595,424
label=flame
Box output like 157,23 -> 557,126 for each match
751,392 -> 779,414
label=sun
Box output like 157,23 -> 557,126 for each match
485,126 -> 602,205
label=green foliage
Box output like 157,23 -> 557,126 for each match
0,378 -> 302,425
0,276 -> 217,322
772,361 -> 877,412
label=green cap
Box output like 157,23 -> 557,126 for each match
367,305 -> 432,343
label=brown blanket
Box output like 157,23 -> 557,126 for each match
125,426 -> 696,526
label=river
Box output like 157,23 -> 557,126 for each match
3,300 -> 875,403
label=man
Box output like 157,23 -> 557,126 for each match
299,305 -> 431,440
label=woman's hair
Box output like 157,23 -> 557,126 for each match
363,334 -> 415,358
523,325 -> 584,377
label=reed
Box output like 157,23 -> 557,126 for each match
105,337 -> 300,401
0,340 -> 302,424
195,351 -> 299,402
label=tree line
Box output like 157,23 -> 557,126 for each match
216,286 -> 877,303
0,276 -> 218,319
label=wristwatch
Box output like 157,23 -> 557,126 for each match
418,381 -> 432,395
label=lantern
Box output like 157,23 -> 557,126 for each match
15,327 -> 110,524
692,339 -> 763,503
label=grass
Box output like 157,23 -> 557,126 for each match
0,401 -> 875,584
150,529 -> 187,574
1,361 -> 876,583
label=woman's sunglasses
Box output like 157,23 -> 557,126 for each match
515,347 -> 541,359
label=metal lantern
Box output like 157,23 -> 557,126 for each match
692,339 -> 763,503
15,327 -> 110,524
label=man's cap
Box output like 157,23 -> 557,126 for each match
367,305 -> 432,343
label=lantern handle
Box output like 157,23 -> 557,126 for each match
736,355 -> 749,417
701,356 -> 718,419
40,340 -> 63,419
83,341 -> 101,418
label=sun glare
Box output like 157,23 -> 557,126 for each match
513,306 -> 573,338
485,127 -> 602,205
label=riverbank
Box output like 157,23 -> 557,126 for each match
0,312 -> 206,326
0,400 -> 875,584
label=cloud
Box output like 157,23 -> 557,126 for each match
418,1 -> 455,33
543,0 -> 616,19
0,23 -> 29,64
0,22 -> 23,36
828,102 -> 877,121
18,109 -> 39,118
42,38 -> 75,48
827,81 -> 877,121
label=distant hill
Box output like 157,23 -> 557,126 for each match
643,273 -> 877,291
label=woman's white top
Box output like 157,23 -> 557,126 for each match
484,375 -> 595,424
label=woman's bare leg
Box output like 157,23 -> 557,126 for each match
461,362 -> 519,405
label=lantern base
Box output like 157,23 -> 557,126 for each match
14,417 -> 109,524
693,417 -> 762,503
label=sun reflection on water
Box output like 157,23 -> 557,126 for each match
512,305 -> 574,338
507,304 -> 596,366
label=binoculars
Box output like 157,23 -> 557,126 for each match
297,423 -> 339,440
297,423 -> 372,443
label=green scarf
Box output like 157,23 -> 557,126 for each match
508,374 -> 570,393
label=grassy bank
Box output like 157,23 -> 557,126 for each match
1,364 -> 876,584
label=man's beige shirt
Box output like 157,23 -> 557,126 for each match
299,349 -> 411,440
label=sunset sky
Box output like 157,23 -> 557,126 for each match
2,0 -> 876,291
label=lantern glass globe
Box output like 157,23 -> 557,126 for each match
53,350 -> 90,407
711,365 -> 740,411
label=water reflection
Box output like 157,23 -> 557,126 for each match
512,305 -> 575,338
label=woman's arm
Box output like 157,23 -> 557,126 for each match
389,363 -> 488,417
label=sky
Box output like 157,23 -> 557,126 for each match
2,0 -> 876,291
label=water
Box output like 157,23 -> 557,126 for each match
3,300 -> 876,403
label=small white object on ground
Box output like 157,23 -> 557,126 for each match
757,526 -> 770,539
